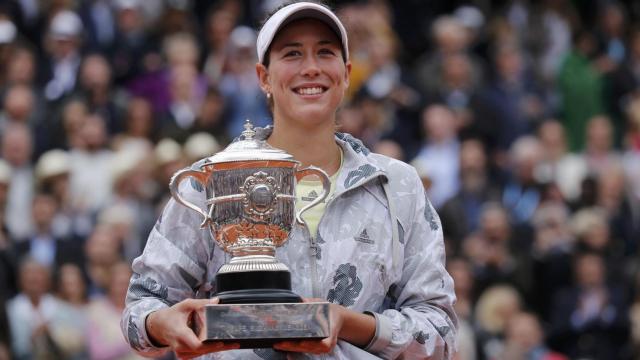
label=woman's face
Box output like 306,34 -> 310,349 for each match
257,19 -> 350,127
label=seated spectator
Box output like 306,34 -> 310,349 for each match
501,136 -> 544,225
536,120 -> 588,202
549,251 -> 630,359
440,137 -> 501,251
500,312 -> 568,360
54,263 -> 89,308
7,257 -> 87,359
530,202 -> 575,320
581,115 -> 622,176
463,202 -> 532,296
448,258 -> 477,360
86,261 -> 144,360
83,225 -> 125,296
410,104 -> 460,208
14,193 -> 84,269
474,284 -> 523,360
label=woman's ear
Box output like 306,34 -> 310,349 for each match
343,61 -> 352,88
256,63 -> 269,93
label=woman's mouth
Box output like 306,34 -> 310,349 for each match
294,86 -> 327,95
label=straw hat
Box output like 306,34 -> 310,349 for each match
184,132 -> 220,161
35,149 -> 70,181
154,138 -> 183,166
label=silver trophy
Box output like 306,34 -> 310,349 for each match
169,121 -> 331,347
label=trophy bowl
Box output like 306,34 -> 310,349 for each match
169,121 -> 331,347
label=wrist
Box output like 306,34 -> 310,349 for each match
335,305 -> 376,347
145,310 -> 168,347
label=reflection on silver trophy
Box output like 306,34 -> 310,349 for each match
169,120 -> 330,347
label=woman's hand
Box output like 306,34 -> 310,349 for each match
272,299 -> 375,355
146,298 -> 240,359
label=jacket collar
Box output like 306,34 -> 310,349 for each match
244,126 -> 387,193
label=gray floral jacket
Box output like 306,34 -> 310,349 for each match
121,131 -> 458,359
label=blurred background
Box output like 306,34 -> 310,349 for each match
0,0 -> 639,359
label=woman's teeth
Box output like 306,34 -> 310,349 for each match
297,87 -> 323,95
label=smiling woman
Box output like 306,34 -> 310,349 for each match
121,2 -> 458,359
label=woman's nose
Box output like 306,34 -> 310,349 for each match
300,54 -> 321,77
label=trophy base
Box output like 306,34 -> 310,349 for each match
195,302 -> 330,348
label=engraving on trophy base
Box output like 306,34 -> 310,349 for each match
195,302 -> 330,348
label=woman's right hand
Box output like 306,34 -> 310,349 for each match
146,298 -> 240,359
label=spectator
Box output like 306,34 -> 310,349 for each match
83,225 -> 124,296
448,258 -> 477,360
54,262 -> 88,308
2,123 -> 34,240
549,251 -> 630,359
68,113 -> 114,213
40,10 -> 84,102
500,312 -> 568,360
7,257 -> 87,360
530,201 -> 575,320
35,149 -> 92,241
440,137 -> 501,251
410,104 -> 460,208
536,120 -> 588,202
581,115 -> 621,176
558,30 -> 606,151
501,136 -> 544,225
218,25 -> 270,138
483,42 -> 547,149
14,193 -> 84,269
86,261 -> 145,360
75,53 -> 126,135
474,284 -> 523,360
112,96 -> 156,151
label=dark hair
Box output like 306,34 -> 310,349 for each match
259,0 -> 345,67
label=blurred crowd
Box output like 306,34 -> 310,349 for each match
0,0 -> 639,359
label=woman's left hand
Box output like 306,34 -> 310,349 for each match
272,300 -> 344,354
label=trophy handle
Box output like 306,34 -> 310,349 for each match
169,168 -> 212,228
294,166 -> 331,225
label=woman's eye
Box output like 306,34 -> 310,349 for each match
319,48 -> 336,56
284,50 -> 301,57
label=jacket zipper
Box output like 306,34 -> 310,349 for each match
309,171 -> 387,299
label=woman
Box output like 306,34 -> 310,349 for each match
121,2 -> 457,359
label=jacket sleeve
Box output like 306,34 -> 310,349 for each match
120,181 -> 215,357
364,172 -> 458,359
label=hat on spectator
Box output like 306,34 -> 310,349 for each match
111,146 -> 148,184
35,149 -> 70,182
0,159 -> 12,184
257,1 -> 348,64
155,138 -> 183,166
230,26 -> 256,50
453,6 -> 485,31
184,132 -> 220,161
0,19 -> 17,44
98,203 -> 135,226
113,0 -> 141,10
49,10 -> 83,40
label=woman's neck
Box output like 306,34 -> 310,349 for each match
267,119 -> 341,175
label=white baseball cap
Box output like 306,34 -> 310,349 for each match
0,20 -> 17,44
49,10 -> 83,39
256,2 -> 348,64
